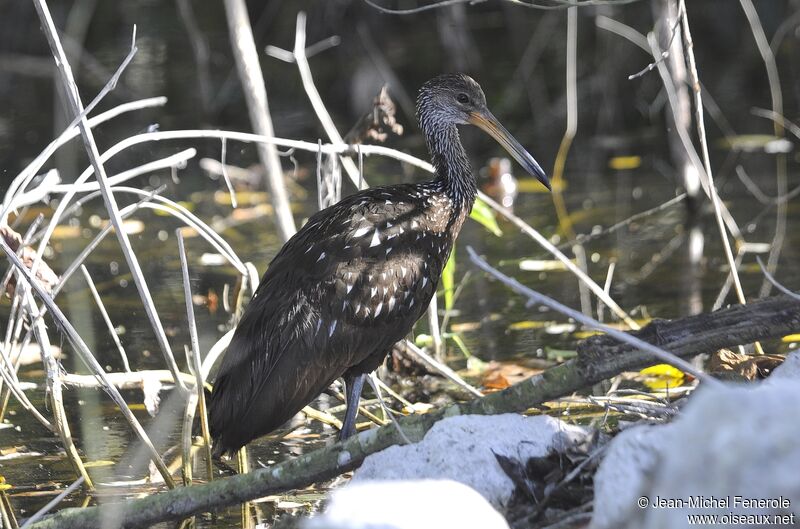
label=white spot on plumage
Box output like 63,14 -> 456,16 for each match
388,298 -> 396,312
315,318 -> 323,334
371,287 -> 378,298
317,252 -> 326,262
346,283 -> 354,294
375,302 -> 383,317
329,320 -> 338,337
353,226 -> 370,238
385,247 -> 392,255
369,230 -> 381,247
400,266 -> 407,277
305,246 -> 314,254
422,276 -> 428,289
398,227 -> 405,234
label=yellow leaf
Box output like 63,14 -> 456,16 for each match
573,330 -> 603,339
608,155 -> 641,170
508,320 -> 551,331
640,364 -> 685,390
83,460 -> 114,468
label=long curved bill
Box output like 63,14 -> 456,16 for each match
469,110 -> 551,191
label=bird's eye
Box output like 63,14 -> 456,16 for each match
456,93 -> 470,104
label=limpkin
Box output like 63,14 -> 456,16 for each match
208,74 -> 550,456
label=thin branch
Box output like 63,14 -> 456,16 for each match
177,231 -> 214,481
223,0 -> 296,240
292,12 -> 364,190
1,26 -> 140,223
32,1 -> 186,391
0,235 -> 175,488
466,246 -> 720,386
19,476 -> 85,529
756,257 -> 800,301
477,192 -> 640,329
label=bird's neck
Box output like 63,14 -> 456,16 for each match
424,124 -> 477,209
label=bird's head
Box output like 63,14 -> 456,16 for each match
417,73 -> 550,191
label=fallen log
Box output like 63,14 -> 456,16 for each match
28,294 -> 800,529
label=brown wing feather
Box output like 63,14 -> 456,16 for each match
208,184 -> 455,455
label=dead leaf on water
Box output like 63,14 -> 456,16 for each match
708,349 -> 785,381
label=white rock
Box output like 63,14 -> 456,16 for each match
353,414 -> 588,508
591,378 -> 800,529
303,479 -> 509,529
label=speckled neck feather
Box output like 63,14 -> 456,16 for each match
422,123 -> 477,210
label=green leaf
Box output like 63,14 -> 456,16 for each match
469,198 -> 502,236
442,247 -> 455,311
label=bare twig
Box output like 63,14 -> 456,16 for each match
1,27 -> 141,223
363,0 -> 640,15
80,265 -> 130,372
32,1 -> 186,390
756,257 -> 800,302
677,0 -> 747,307
177,231 -> 214,481
477,192 -> 640,329
19,476 -> 85,529
466,246 -> 721,386
223,0 -> 296,240
739,0 -> 788,299
292,12 -> 364,190
0,235 -> 175,487
628,13 -> 681,80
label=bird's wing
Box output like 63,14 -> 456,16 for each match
210,185 -> 445,448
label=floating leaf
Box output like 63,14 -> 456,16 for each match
640,364 -> 684,390
83,460 -> 114,468
573,330 -> 603,339
508,320 -> 551,331
469,197 -> 502,236
717,134 -> 792,153
519,259 -> 568,272
608,155 -> 641,170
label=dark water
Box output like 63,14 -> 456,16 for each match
1,0 -> 799,526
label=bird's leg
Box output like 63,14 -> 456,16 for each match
339,373 -> 366,440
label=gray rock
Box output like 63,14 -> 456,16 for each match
591,378 -> 800,529
353,414 -> 589,508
